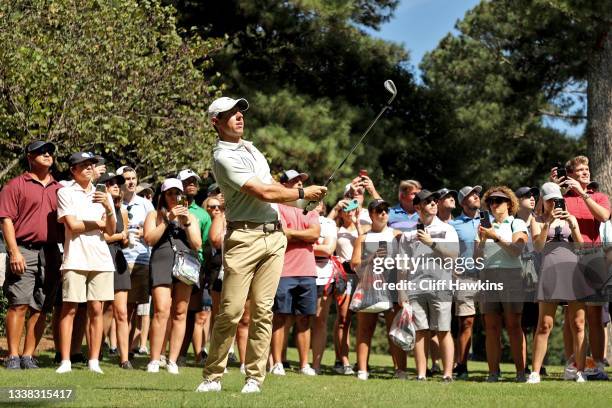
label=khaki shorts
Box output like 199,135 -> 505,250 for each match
455,297 -> 476,317
62,270 -> 114,302
128,263 -> 150,304
410,296 -> 452,331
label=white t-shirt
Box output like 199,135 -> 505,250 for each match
121,194 -> 155,265
212,139 -> 279,223
336,226 -> 358,262
482,215 -> 527,269
57,181 -> 115,272
316,216 -> 338,285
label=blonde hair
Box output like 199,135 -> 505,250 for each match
399,180 -> 421,194
566,155 -> 589,173
482,185 -> 519,216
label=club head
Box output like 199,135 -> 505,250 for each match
384,79 -> 397,104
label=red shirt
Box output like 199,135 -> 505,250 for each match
564,189 -> 610,243
278,205 -> 319,277
0,172 -> 64,244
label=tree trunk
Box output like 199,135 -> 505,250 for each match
586,30 -> 612,197
0,158 -> 20,181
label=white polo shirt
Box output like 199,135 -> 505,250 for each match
212,139 -> 279,223
482,215 -> 527,269
57,181 -> 115,272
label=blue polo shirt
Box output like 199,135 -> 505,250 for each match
388,204 -> 419,231
450,212 -> 480,273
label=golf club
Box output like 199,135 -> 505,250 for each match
303,79 -> 398,213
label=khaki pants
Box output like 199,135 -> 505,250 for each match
203,227 -> 287,384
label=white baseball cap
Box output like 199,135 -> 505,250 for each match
541,182 -> 562,201
161,178 -> 184,193
208,97 -> 249,120
177,169 -> 201,182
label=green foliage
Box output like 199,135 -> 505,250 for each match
0,0 -> 221,183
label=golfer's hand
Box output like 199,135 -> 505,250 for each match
9,250 -> 26,275
304,186 -> 327,201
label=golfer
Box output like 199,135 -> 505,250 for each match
196,97 -> 327,394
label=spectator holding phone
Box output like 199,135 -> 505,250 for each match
144,178 -> 201,375
476,186 -> 528,382
527,182 -> 586,383
56,152 -> 116,374
552,156 -> 610,380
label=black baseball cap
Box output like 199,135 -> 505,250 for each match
207,182 -> 220,194
26,140 -> 56,154
98,172 -> 125,185
413,190 -> 441,205
68,151 -> 99,166
514,186 -> 539,198
436,188 -> 458,201
367,199 -> 390,212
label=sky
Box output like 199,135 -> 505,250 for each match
363,0 -> 585,137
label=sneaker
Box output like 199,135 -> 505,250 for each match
585,362 -> 609,381
195,380 -> 221,393
167,360 -> 179,375
515,372 -> 527,383
70,353 -> 86,364
137,346 -> 149,355
197,350 -> 208,365
109,348 -> 118,356
176,356 -> 187,367
240,364 -> 246,375
357,370 -> 369,381
442,376 -> 453,383
342,365 -> 355,375
147,360 -> 160,373
5,355 -> 21,370
430,363 -> 442,375
453,364 -> 469,380
576,371 -> 587,383
540,366 -> 548,376
20,355 -> 39,369
88,359 -> 104,374
526,372 -> 541,384
426,368 -> 433,378
393,369 -> 407,379
564,362 -> 578,381
56,360 -> 71,374
228,352 -> 238,365
486,372 -> 501,383
299,364 -> 317,376
333,361 -> 343,374
120,361 -> 133,370
270,363 -> 286,376
54,352 -> 61,364
415,375 -> 427,381
241,378 -> 260,394
159,355 -> 167,368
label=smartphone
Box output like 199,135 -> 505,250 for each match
342,199 -> 359,212
556,162 -> 567,179
95,183 -> 106,193
178,196 -> 188,207
553,198 -> 566,211
416,223 -> 425,231
359,169 -> 368,179
479,210 -> 492,228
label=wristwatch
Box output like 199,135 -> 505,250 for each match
582,193 -> 591,201
430,242 -> 437,250
298,188 -> 305,200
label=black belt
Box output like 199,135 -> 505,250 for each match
227,220 -> 282,233
16,241 -> 44,251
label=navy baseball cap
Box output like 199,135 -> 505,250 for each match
26,140 -> 56,154
68,151 -> 98,166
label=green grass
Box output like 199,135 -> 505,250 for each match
1,349 -> 611,407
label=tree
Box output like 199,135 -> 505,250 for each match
0,0 -> 221,183
421,0 -> 610,192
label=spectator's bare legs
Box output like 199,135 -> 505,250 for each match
413,330 -> 428,377
168,282 -> 192,364
384,306 -> 407,372
102,303 -> 113,348
531,303 -> 556,374
312,294 -> 333,370
437,330 -> 454,378
193,310 -> 211,362
563,307 -> 573,360
504,311 -> 525,374
59,303 -> 78,360
87,300 -> 104,360
150,286 -> 171,362
457,316 -> 474,366
586,305 -> 605,363
71,305 -> 87,355
334,295 -> 352,366
295,315 -> 312,369
429,333 -> 440,369
271,313 -> 287,364
139,313 -> 150,351
484,313 -> 502,374
356,313 -> 377,372
113,291 -> 130,364
569,302 -> 587,371
237,301 -> 250,364
6,305 -> 42,358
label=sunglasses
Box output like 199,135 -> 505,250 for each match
520,193 -> 535,199
32,147 -> 54,156
374,207 -> 389,214
207,205 -> 222,210
425,197 -> 438,205
486,197 -> 509,205
127,204 -> 134,220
